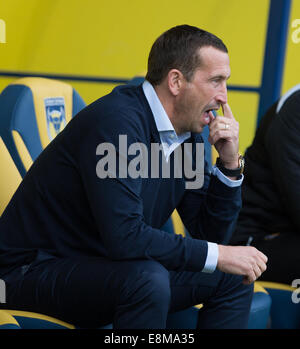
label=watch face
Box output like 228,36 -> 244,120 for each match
239,155 -> 245,174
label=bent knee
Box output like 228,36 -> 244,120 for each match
121,260 -> 171,305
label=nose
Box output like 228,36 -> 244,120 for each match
215,82 -> 228,104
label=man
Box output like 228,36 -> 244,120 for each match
0,25 -> 267,329
231,84 -> 300,285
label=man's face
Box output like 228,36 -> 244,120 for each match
174,46 -> 231,134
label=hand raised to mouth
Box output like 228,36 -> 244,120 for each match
208,103 -> 240,169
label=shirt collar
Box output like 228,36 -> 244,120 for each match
142,80 -> 191,161
142,80 -> 175,132
142,80 -> 191,138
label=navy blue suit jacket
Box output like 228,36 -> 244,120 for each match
0,84 -> 241,277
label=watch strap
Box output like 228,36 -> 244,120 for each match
216,156 -> 244,177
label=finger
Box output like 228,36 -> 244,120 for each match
258,251 -> 268,264
209,124 -> 235,143
209,116 -> 238,134
209,120 -> 230,135
243,270 -> 256,285
256,258 -> 267,274
210,115 -> 233,124
208,130 -> 231,145
209,123 -> 228,135
253,264 -> 262,279
253,250 -> 268,270
208,110 -> 216,122
221,103 -> 234,119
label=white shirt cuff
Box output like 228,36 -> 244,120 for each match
211,165 -> 243,187
202,242 -> 219,273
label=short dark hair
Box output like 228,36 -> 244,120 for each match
145,25 -> 228,85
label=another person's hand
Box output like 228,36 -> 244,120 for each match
217,245 -> 268,284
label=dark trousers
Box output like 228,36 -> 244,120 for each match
2,256 -> 253,329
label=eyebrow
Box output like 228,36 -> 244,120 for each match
210,74 -> 231,80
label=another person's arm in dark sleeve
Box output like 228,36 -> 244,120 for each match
265,90 -> 300,230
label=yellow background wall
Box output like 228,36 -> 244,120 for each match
1,0 -> 299,154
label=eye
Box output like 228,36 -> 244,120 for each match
212,78 -> 221,84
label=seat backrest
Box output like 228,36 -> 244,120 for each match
0,136 -> 22,215
0,77 -> 86,177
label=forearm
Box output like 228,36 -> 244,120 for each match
178,173 -> 242,244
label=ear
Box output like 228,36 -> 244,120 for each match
167,69 -> 185,96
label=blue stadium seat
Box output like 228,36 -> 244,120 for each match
0,136 -> 22,215
0,77 -> 86,177
257,281 -> 300,329
0,79 -> 92,329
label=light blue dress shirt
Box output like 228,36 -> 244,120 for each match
142,80 -> 243,273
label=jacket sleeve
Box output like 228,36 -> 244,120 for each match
77,109 -> 208,272
265,90 -> 300,231
177,156 -> 242,245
